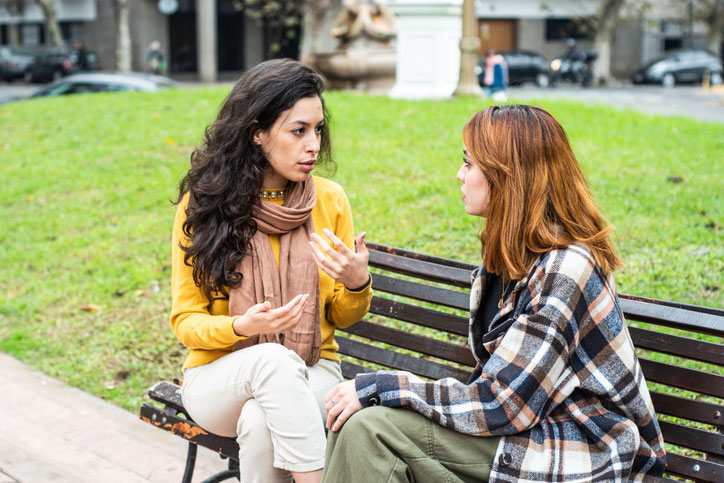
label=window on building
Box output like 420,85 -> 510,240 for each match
21,24 -> 43,45
545,18 -> 594,41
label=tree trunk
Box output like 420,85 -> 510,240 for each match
706,0 -> 724,59
8,24 -> 21,45
593,0 -> 625,85
7,0 -> 23,45
114,0 -> 132,71
36,0 -> 64,46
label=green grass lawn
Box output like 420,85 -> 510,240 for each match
0,88 -> 722,411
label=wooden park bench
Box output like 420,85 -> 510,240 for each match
140,243 -> 724,482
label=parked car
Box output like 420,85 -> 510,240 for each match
27,72 -> 177,98
24,45 -> 99,83
0,46 -> 37,81
632,49 -> 723,87
475,50 -> 552,88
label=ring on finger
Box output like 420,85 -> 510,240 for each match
330,398 -> 337,404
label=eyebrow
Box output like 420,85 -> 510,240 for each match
285,119 -> 325,127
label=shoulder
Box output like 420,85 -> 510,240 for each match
528,243 -> 608,300
530,243 -> 605,291
539,243 -> 597,278
313,175 -> 345,197
312,175 -> 348,208
173,193 -> 191,232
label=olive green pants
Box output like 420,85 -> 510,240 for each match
322,406 -> 500,483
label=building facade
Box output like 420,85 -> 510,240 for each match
0,0 -> 716,80
473,0 -> 715,78
0,0 -> 296,76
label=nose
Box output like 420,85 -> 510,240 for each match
307,131 -> 320,154
456,164 -> 465,182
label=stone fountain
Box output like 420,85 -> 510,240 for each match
311,0 -> 397,92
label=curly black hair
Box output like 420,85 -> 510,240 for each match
175,59 -> 334,302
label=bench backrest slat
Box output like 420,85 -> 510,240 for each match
665,453 -> 724,481
368,248 -> 471,287
366,242 -> 477,271
620,293 -> 724,317
639,358 -> 724,399
342,321 -> 476,367
629,326 -> 724,366
371,273 -> 469,310
340,360 -> 372,380
650,391 -> 724,427
620,298 -> 724,338
337,337 -> 469,382
658,420 -> 724,457
370,297 -> 468,336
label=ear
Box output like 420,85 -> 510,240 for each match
251,120 -> 264,146
252,128 -> 263,146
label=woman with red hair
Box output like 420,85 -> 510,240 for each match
322,105 -> 666,482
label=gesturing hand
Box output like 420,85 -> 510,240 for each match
232,294 -> 309,337
309,229 -> 369,290
325,380 -> 363,432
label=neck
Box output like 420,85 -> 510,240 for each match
263,171 -> 289,190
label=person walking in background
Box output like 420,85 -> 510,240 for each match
483,49 -> 508,101
74,41 -> 90,72
322,105 -> 666,482
147,41 -> 166,75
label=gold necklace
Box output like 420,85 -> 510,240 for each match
260,188 -> 286,200
498,279 -> 512,309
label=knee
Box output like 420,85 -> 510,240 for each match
251,343 -> 306,373
338,406 -> 390,438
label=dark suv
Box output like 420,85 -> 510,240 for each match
476,50 -> 552,88
24,46 -> 99,83
0,46 -> 37,81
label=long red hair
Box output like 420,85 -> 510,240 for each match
462,105 -> 622,279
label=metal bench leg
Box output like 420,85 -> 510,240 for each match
199,469 -> 240,483
200,458 -> 239,482
181,441 -> 198,483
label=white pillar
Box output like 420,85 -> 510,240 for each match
388,0 -> 463,99
196,0 -> 217,83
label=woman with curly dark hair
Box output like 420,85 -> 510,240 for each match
170,59 -> 372,483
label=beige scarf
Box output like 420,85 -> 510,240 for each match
228,179 -> 321,365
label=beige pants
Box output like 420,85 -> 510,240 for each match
181,343 -> 343,482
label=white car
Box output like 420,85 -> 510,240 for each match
30,72 -> 178,98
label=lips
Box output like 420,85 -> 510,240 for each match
299,160 -> 316,173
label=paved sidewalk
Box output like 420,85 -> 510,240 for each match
0,353 -> 227,482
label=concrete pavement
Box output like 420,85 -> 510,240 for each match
0,352 -> 227,483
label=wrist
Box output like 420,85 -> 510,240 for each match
346,273 -> 371,292
232,315 -> 249,337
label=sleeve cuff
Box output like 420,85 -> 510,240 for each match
355,372 -> 380,407
345,274 -> 372,293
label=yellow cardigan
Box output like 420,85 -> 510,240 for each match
170,176 -> 372,370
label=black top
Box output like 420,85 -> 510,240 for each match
471,271 -> 518,361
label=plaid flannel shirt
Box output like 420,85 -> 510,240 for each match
356,243 -> 666,482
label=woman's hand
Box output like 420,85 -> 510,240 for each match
232,294 -> 309,337
325,380 -> 363,432
310,229 -> 369,290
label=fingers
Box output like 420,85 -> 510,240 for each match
324,380 -> 363,431
309,232 -> 347,264
331,405 -> 357,432
269,294 -> 309,330
322,228 -> 351,254
355,232 -> 368,255
250,300 -> 273,314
